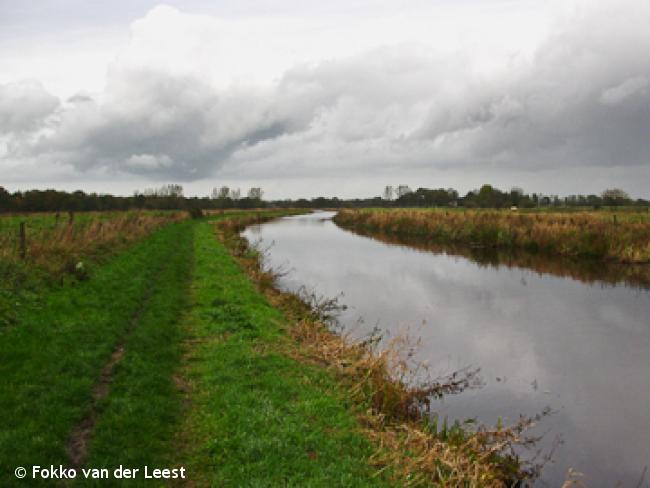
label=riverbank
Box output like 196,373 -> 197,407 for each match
1,210 -> 534,486
334,208 -> 650,263
215,214 -> 538,486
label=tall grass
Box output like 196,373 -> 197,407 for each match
334,208 -> 650,263
0,210 -> 187,280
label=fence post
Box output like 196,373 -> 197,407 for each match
19,221 -> 26,260
68,211 -> 74,225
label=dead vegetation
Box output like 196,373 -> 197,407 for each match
215,214 -> 548,487
334,208 -> 650,264
0,210 -> 186,279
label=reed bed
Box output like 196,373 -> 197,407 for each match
0,210 -> 187,279
216,214 -> 542,487
334,208 -> 650,263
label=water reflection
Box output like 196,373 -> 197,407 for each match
242,211 -> 650,486
336,226 -> 650,290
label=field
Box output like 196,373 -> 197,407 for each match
0,210 -> 186,280
334,208 -> 650,263
0,209 -> 540,486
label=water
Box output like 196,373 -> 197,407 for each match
242,211 -> 650,486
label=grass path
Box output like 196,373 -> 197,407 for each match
1,214 -> 393,486
175,220 -> 391,487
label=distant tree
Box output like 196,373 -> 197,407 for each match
396,185 -> 412,198
247,187 -> 264,200
0,187 -> 11,211
601,188 -> 631,206
477,184 -> 498,207
383,185 -> 394,201
159,184 -> 183,197
230,188 -> 241,200
510,186 -> 524,206
215,186 -> 230,199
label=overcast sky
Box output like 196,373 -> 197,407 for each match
1,0 -> 648,198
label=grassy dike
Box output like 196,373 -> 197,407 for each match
176,218 -> 394,487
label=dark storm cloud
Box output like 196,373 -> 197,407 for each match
19,69 -> 296,179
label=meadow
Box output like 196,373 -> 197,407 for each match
334,207 -> 650,263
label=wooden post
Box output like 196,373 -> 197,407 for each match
19,222 -> 26,260
68,211 -> 74,225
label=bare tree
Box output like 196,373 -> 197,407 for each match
217,186 -> 230,199
383,185 -> 394,201
396,185 -> 412,198
247,187 -> 264,200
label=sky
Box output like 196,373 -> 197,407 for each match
1,0 -> 648,199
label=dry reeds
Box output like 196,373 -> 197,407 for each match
334,209 -> 650,264
0,210 -> 187,278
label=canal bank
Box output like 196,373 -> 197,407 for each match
243,211 -> 650,486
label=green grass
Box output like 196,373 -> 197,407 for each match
0,221 -> 193,485
178,220 -> 392,487
1,212 -> 395,487
81,221 -> 194,479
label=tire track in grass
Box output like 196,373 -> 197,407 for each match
80,221 -> 194,480
65,226 -> 181,469
0,223 -> 191,486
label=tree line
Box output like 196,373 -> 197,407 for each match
379,184 -> 648,209
0,183 -> 647,213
